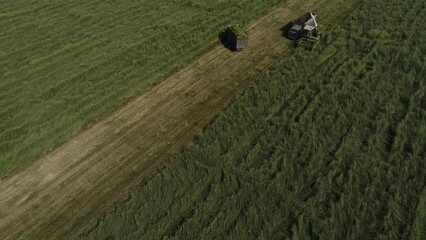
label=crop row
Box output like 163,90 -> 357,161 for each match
83,0 -> 426,238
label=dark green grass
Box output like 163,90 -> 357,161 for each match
82,0 -> 426,239
412,188 -> 426,240
0,0 -> 283,178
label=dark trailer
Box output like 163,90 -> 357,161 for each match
226,25 -> 248,51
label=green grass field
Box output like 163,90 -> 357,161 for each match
0,0 -> 283,178
83,0 -> 426,239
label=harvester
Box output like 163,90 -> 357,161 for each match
288,12 -> 321,50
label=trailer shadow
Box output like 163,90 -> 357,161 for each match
218,31 -> 234,52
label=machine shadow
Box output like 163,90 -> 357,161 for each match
280,22 -> 298,48
280,22 -> 294,40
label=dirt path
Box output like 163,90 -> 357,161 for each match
0,0 -> 357,239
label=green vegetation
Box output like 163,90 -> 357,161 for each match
83,0 -> 426,239
412,188 -> 426,240
228,25 -> 248,37
0,0 -> 282,178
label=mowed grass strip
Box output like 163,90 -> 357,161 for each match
83,0 -> 426,239
0,0 -> 283,178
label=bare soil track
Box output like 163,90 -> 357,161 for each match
0,0 -> 356,239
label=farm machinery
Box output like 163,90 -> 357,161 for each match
226,24 -> 249,51
288,12 -> 321,50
